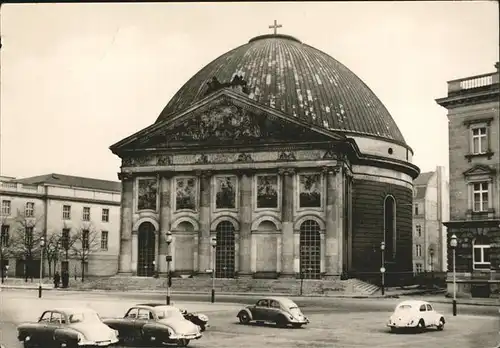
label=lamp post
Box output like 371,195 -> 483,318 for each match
380,241 -> 386,296
450,234 -> 457,316
429,246 -> 435,287
0,245 -> 4,284
56,240 -> 61,273
165,231 -> 173,305
38,233 -> 45,298
210,236 -> 217,303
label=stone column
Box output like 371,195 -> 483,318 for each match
334,166 -> 344,274
279,168 -> 295,277
118,172 -> 134,274
131,231 -> 138,274
323,166 -> 339,277
238,170 -> 253,277
158,173 -> 172,274
197,170 -> 212,275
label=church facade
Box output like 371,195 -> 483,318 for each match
110,33 -> 420,283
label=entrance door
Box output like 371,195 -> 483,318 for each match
215,221 -> 235,278
299,220 -> 321,279
137,222 -> 156,277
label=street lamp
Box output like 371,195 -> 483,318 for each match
38,232 -> 45,298
210,236 -> 217,303
165,231 -> 173,305
380,241 -> 386,296
0,245 -> 4,284
450,234 -> 458,316
56,240 -> 61,273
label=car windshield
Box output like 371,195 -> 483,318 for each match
68,311 -> 101,324
154,307 -> 184,320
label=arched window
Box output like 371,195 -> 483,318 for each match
383,195 -> 397,262
473,236 -> 490,270
299,220 -> 321,279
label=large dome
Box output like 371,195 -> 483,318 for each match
156,34 -> 407,145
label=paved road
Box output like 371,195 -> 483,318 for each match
1,289 -> 499,348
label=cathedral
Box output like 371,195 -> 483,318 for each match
109,29 -> 420,284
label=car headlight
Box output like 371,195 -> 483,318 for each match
167,328 -> 175,336
77,333 -> 85,342
113,330 -> 119,338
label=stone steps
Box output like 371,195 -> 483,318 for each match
344,278 -> 380,295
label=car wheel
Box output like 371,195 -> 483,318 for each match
239,312 -> 251,325
417,319 -> 426,332
437,318 -> 445,331
390,327 -> 398,333
177,338 -> 190,347
292,323 -> 302,329
275,316 -> 288,328
199,324 -> 206,332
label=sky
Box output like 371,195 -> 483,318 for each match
0,2 -> 498,182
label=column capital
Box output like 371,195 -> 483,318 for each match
118,172 -> 134,181
278,167 -> 296,176
321,166 -> 341,175
195,170 -> 212,178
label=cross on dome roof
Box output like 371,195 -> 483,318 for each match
268,20 -> 282,35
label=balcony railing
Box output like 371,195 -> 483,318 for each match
448,71 -> 499,93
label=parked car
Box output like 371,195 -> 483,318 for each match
236,297 -> 309,328
102,304 -> 202,347
17,307 -> 119,348
179,308 -> 210,332
387,300 -> 445,332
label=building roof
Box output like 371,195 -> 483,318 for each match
155,33 -> 408,145
413,171 -> 433,186
15,173 -> 121,192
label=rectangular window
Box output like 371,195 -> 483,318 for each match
414,204 -> 419,216
82,207 -> 90,221
82,230 -> 89,249
472,127 -> 488,154
1,225 -> 9,247
416,224 -> 422,237
416,244 -> 422,257
62,205 -> 71,220
1,200 -> 11,215
62,228 -> 70,250
25,202 -> 35,217
25,226 -> 33,245
416,263 -> 423,273
101,231 -> 108,250
473,244 -> 491,269
102,208 -> 109,222
472,182 -> 489,212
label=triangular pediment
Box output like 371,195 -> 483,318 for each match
110,89 -> 345,153
463,165 -> 497,177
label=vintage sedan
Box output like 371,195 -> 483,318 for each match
102,304 -> 201,347
237,297 -> 309,328
387,300 -> 446,332
17,307 -> 119,347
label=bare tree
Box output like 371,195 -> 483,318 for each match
69,223 -> 100,282
8,209 -> 45,282
44,231 -> 64,277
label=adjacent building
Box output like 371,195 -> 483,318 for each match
109,31 -> 420,285
0,173 -> 121,278
412,166 -> 449,274
436,62 -> 500,297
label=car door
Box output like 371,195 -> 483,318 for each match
32,311 -> 52,344
41,311 -> 62,344
418,304 -> 427,325
268,300 -> 283,322
118,307 -> 139,339
134,309 -> 152,338
426,304 -> 437,325
252,300 -> 269,320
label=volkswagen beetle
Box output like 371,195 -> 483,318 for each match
102,304 -> 201,347
237,297 -> 309,328
17,307 -> 119,347
387,300 -> 445,332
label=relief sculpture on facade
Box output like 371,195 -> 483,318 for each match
137,178 -> 158,211
257,175 -> 278,208
175,177 -> 197,210
299,174 -> 322,208
215,176 -> 237,209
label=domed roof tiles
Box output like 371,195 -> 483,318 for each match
156,34 -> 407,145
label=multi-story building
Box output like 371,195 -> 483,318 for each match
0,173 -> 121,278
412,166 -> 449,274
436,62 -> 500,298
